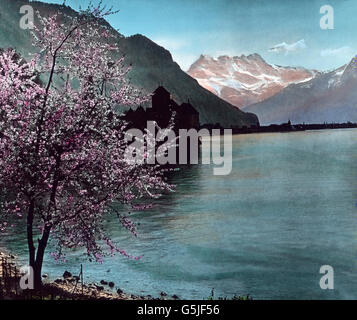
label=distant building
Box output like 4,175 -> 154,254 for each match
152,86 -> 171,113
124,86 -> 200,130
177,101 -> 200,130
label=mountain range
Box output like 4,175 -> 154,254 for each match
187,54 -> 318,109
0,0 -> 259,128
244,59 -> 357,125
188,52 -> 357,125
2,0 -> 356,127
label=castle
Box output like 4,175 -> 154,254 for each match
123,86 -> 200,130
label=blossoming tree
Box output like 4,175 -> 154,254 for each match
0,5 -> 173,289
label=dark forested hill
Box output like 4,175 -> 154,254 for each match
0,0 -> 259,128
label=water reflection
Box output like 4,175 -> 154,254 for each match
2,129 -> 357,299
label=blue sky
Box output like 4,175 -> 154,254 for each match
35,0 -> 357,71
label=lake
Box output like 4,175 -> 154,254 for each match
2,128 -> 357,299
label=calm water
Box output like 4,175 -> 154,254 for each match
2,129 -> 357,299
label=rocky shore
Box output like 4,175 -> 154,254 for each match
0,250 -> 179,300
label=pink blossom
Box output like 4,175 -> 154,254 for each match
0,4 -> 174,281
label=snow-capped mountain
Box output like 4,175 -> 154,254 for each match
244,58 -> 357,125
187,54 -> 319,109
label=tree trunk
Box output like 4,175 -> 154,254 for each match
26,200 -> 36,277
27,158 -> 58,290
33,226 -> 51,290
33,264 -> 42,291
26,200 -> 52,290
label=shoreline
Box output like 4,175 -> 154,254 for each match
200,122 -> 357,136
0,249 -> 176,300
